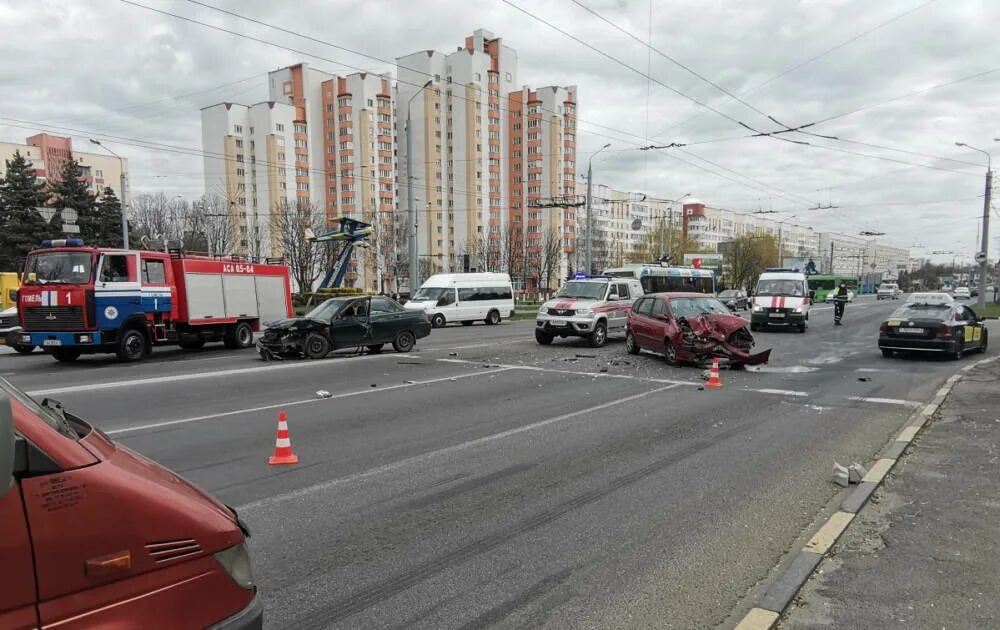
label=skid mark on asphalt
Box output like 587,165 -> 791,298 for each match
286,419 -> 760,628
105,368 -> 514,436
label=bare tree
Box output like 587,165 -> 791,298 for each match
724,234 -> 779,291
194,193 -> 235,257
273,199 -> 329,294
538,228 -> 563,298
501,223 -> 525,289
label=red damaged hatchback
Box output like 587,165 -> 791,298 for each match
626,293 -> 771,367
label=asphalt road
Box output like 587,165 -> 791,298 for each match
2,297 -> 993,629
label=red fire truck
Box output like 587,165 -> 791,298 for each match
16,240 -> 293,362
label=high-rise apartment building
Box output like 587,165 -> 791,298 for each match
201,101 -> 297,257
203,65 -> 396,290
397,29 -> 577,289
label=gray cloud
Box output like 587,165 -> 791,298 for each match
2,0 -> 997,262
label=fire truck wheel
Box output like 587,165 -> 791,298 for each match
224,322 -> 255,349
116,328 -> 148,363
303,333 -> 330,359
51,348 -> 81,362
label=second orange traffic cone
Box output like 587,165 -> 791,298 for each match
268,410 -> 299,465
706,357 -> 723,388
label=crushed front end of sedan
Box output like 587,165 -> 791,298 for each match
257,317 -> 328,360
676,314 -> 771,367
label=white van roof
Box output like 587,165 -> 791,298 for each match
758,271 -> 807,281
419,273 -> 512,287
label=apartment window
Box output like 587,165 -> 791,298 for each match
235,154 -> 244,163
294,123 -> 306,133
275,123 -> 284,132
340,126 -> 353,136
338,97 -> 350,108
280,182 -> 287,190
277,152 -> 286,160
276,136 -> 285,147
340,141 -> 353,150
513,150 -> 521,158
338,113 -> 352,122
236,167 -> 245,177
343,196 -> 354,205
476,144 -> 482,152
234,124 -> 243,134
527,119 -> 540,128
295,139 -> 308,148
368,99 -> 374,107
378,97 -> 389,108
505,72 -> 512,82
235,139 -> 243,148
296,167 -> 308,176
341,183 -> 355,192
474,73 -> 481,81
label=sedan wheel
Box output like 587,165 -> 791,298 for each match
977,329 -> 988,353
664,339 -> 678,366
625,331 -> 641,355
881,348 -> 893,358
393,330 -> 416,352
303,333 -> 331,359
949,340 -> 964,361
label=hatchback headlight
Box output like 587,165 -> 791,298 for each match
214,541 -> 254,589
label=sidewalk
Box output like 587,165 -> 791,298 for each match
781,359 -> 1000,629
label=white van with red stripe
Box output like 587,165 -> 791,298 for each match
750,270 -> 812,333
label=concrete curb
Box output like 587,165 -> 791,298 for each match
733,354 -> 1000,629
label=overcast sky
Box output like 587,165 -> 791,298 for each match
2,0 -> 998,263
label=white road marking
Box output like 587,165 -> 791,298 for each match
749,388 -> 809,397
848,396 -> 922,407
437,358 -> 702,387
237,384 -> 681,511
27,345 -> 487,396
105,368 -> 513,436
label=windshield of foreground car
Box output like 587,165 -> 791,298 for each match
412,287 -> 452,301
671,297 -> 731,318
755,279 -> 804,296
305,299 -> 345,321
23,251 -> 92,285
889,304 -> 952,321
555,281 -> 607,300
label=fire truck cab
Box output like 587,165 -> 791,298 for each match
17,240 -> 292,362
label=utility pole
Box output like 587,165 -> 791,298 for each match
584,144 -> 611,274
957,141 -> 992,309
406,80 -> 432,295
89,139 -> 129,249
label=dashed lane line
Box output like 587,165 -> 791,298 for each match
848,396 -> 922,407
105,368 -> 514,436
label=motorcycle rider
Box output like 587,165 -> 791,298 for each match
833,281 -> 849,325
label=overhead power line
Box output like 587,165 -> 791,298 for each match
569,0 -> 793,130
162,0 -> 653,148
500,0 -> 777,136
650,0 -> 942,138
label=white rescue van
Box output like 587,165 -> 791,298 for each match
750,269 -> 812,332
404,273 -> 515,327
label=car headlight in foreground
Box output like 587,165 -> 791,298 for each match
214,542 -> 255,589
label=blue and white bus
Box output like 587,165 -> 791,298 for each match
602,264 -> 717,295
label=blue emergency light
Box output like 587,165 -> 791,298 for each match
40,238 -> 85,248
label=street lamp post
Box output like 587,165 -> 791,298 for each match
956,141 -> 991,309
665,193 -> 692,263
405,80 -> 433,294
89,139 -> 129,249
585,143 -> 611,274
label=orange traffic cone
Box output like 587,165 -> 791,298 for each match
706,357 -> 723,389
268,410 -> 299,465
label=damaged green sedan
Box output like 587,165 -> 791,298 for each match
258,296 -> 432,360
